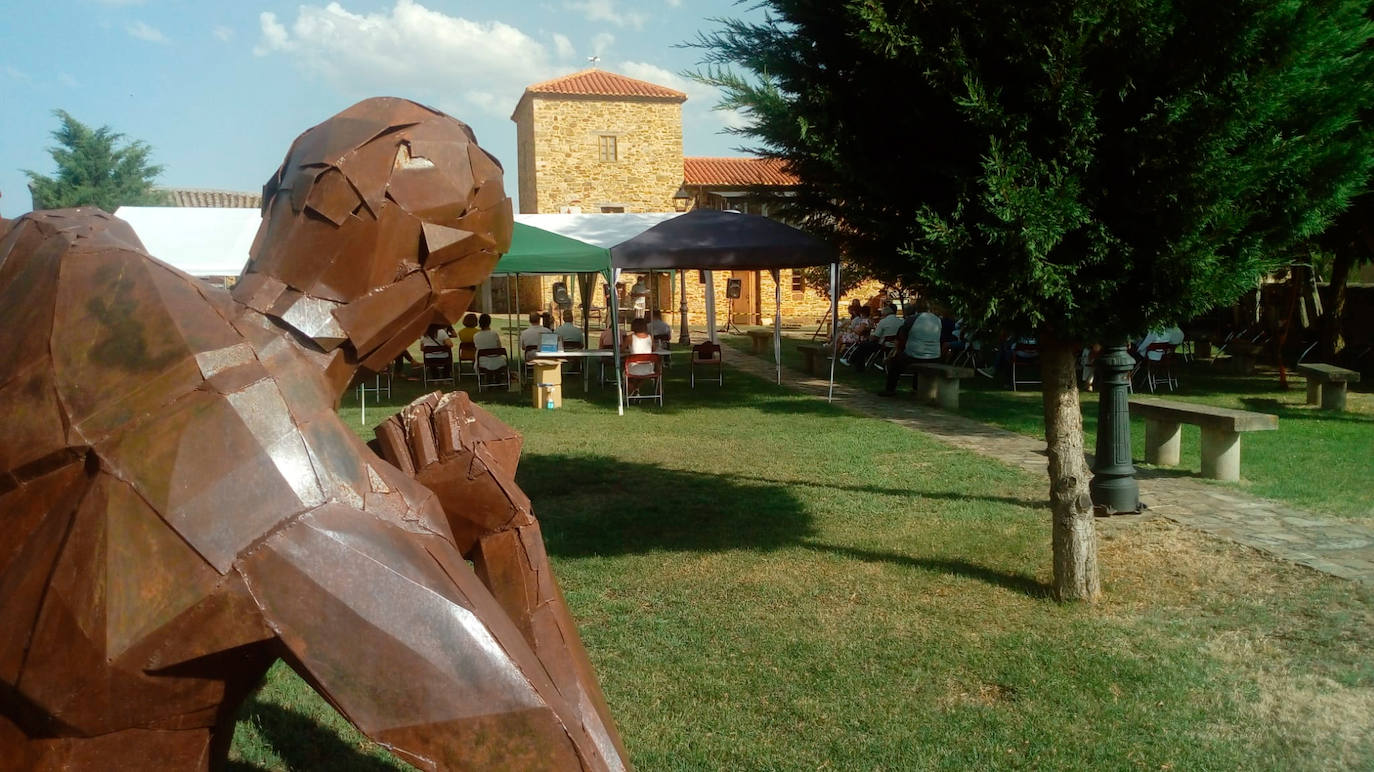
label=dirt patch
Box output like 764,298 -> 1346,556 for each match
1094,516 -> 1374,767
938,679 -> 1019,708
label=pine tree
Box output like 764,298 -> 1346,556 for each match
693,0 -> 1374,600
24,110 -> 169,212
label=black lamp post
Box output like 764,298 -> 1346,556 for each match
1090,340 -> 1141,513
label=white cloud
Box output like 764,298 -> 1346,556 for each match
58,72 -> 80,88
213,25 -> 234,42
591,32 -> 615,57
553,33 -> 575,60
619,61 -> 708,102
620,60 -> 752,138
93,0 -> 145,6
565,0 -> 647,30
126,20 -> 168,43
253,1 -> 569,117
665,0 -> 682,6
254,12 -> 291,56
4,65 -> 32,83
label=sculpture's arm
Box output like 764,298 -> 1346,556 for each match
234,500 -> 623,771
371,392 -> 629,771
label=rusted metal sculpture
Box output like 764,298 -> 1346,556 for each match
0,98 -> 628,771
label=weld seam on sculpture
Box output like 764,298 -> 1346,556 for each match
1,98 -> 628,771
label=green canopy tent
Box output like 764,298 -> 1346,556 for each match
491,222 -> 623,410
496,221 -> 612,274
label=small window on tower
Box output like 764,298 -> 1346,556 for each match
791,273 -> 805,293
598,135 -> 618,162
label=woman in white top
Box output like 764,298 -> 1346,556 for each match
472,313 -> 507,370
625,317 -> 656,376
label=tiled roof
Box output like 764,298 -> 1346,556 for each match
523,69 -> 688,101
158,188 -> 262,208
683,157 -> 799,187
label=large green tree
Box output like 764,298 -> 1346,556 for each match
693,1 -> 1374,600
24,109 -> 169,211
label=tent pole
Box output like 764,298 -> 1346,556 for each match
611,268 -> 623,416
678,270 -> 689,344
705,271 -> 718,344
507,274 -> 517,378
828,262 -> 839,402
578,272 -> 592,342
772,269 -> 782,385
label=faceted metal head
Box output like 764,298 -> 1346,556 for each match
232,97 -> 512,369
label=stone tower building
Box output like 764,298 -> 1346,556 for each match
507,69 -> 885,325
511,70 -> 686,214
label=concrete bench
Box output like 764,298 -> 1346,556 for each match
909,363 -> 974,410
1129,398 -> 1277,482
746,329 -> 773,354
796,344 -> 827,375
1297,363 -> 1361,411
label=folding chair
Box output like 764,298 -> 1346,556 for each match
421,345 -> 454,388
456,341 -> 477,382
624,353 -> 664,406
522,345 -> 538,390
690,341 -> 723,388
1143,342 -> 1178,392
476,347 -> 514,392
1010,342 -> 1040,391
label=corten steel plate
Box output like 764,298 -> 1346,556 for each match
0,98 -> 628,772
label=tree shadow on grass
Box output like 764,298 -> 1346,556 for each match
228,699 -> 401,772
521,454 -> 1052,600
1239,396 -> 1374,423
519,454 -> 816,558
798,542 -> 1051,598
711,469 -> 1044,509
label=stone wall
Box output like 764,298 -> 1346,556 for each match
521,96 -> 683,213
513,99 -> 537,213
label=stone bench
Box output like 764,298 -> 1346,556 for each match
1129,398 -> 1277,482
1297,363 -> 1361,411
746,329 -> 773,354
908,363 -> 974,410
796,344 -> 827,375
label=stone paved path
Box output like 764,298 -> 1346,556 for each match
724,347 -> 1374,586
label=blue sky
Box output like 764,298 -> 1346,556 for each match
0,0 -> 766,217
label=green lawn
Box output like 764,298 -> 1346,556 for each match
724,331 -> 1374,519
229,358 -> 1374,770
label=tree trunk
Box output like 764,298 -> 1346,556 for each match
1320,247 -> 1353,360
1040,337 -> 1101,602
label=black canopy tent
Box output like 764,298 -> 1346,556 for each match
609,208 -> 842,399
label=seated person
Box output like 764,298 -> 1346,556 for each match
850,303 -> 902,373
648,310 -> 672,342
473,313 -> 507,371
456,312 -> 478,346
838,306 -> 872,361
554,309 -> 584,346
880,300 -> 942,396
625,317 -> 657,380
421,322 -> 453,377
519,311 -> 550,353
